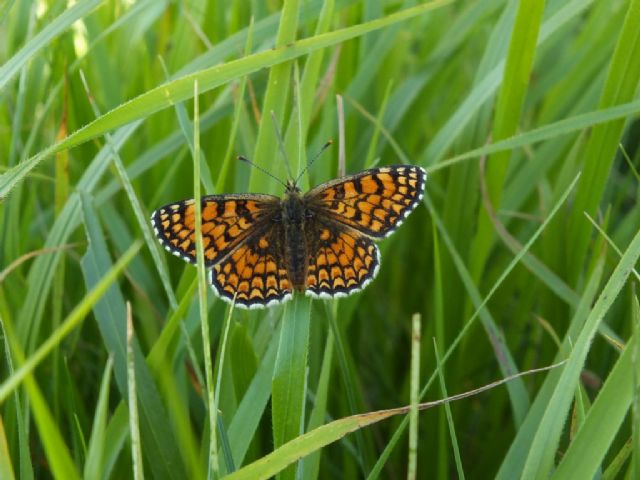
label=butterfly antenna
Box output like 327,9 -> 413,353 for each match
270,111 -> 295,181
294,140 -> 333,185
237,155 -> 288,188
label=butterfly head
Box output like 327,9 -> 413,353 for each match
285,179 -> 301,194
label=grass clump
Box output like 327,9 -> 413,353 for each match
1,1 -> 639,478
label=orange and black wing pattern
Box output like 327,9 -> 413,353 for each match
304,220 -> 380,298
209,224 -> 293,309
305,165 -> 426,238
151,194 -> 278,268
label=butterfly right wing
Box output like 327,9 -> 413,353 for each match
151,194 -> 279,267
304,218 -> 380,299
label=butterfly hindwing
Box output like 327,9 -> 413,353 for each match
304,218 -> 380,298
305,165 -> 426,238
151,194 -> 279,267
209,223 -> 293,308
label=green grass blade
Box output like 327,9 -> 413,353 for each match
126,307 -> 145,480
433,339 -> 464,480
408,315 -> 421,480
272,297 -> 312,480
83,357 -> 113,480
0,416 -> 16,480
302,330 -> 335,480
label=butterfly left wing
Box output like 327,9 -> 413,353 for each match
304,219 -> 380,299
209,223 -> 293,309
151,194 -> 279,267
305,165 -> 426,238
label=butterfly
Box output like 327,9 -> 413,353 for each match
151,165 -> 426,309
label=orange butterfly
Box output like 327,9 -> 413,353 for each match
151,165 -> 426,309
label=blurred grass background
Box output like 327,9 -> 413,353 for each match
1,0 -> 640,478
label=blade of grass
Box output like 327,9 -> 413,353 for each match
408,314 -> 421,480
302,329 -> 335,480
126,304 -> 145,480
433,339 -> 464,480
272,297 -> 312,480
192,79 -> 219,478
83,357 -> 113,480
0,416 -> 15,480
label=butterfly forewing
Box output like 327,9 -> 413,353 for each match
305,165 -> 426,238
151,194 -> 279,267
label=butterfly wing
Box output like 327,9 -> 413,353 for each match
304,217 -> 380,298
305,165 -> 426,238
209,222 -> 293,308
151,194 -> 279,267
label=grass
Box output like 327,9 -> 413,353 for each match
1,0 -> 639,478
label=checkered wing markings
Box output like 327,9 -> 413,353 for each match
305,165 -> 426,238
151,194 -> 278,267
305,223 -> 380,298
209,225 -> 292,308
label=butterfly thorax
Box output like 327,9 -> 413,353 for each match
281,188 -> 310,291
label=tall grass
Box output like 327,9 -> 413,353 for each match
1,1 -> 639,478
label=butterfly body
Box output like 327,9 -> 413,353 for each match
152,165 -> 426,309
279,184 -> 310,291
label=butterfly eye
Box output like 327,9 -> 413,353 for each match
272,213 -> 283,223
305,209 -> 314,219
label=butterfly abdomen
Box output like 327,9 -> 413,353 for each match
282,193 -> 309,291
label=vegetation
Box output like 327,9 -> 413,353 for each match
1,0 -> 639,478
